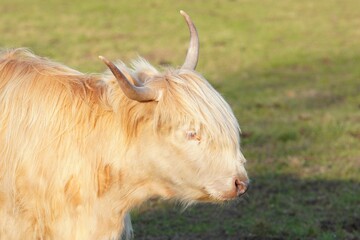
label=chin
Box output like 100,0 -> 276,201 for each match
194,193 -> 236,203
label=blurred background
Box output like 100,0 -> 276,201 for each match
1,0 -> 359,239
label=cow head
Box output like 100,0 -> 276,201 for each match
100,11 -> 249,203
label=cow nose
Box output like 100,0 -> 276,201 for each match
235,178 -> 249,196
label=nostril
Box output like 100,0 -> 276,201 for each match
235,179 -> 248,196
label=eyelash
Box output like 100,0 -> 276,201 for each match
186,131 -> 201,141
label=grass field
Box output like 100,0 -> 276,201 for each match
1,0 -> 359,239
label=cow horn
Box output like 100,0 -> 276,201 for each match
99,56 -> 159,102
180,10 -> 199,70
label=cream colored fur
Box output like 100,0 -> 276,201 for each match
0,48 -> 248,240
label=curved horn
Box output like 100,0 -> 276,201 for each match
180,10 -> 199,70
99,56 -> 159,102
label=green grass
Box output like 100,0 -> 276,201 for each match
1,0 -> 359,239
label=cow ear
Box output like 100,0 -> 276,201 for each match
137,70 -> 157,84
186,130 -> 201,141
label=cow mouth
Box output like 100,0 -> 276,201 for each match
196,191 -> 238,203
197,177 -> 249,202
198,183 -> 249,202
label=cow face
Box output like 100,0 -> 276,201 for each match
144,70 -> 249,203
100,11 -> 249,203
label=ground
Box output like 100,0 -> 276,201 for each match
1,0 -> 359,239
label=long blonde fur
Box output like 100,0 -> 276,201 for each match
0,48 -> 246,240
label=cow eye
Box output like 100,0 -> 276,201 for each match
186,130 -> 201,141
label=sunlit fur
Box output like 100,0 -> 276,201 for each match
0,48 -> 247,239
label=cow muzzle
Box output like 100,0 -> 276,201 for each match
206,176 -> 249,201
234,177 -> 249,197
220,176 -> 249,200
